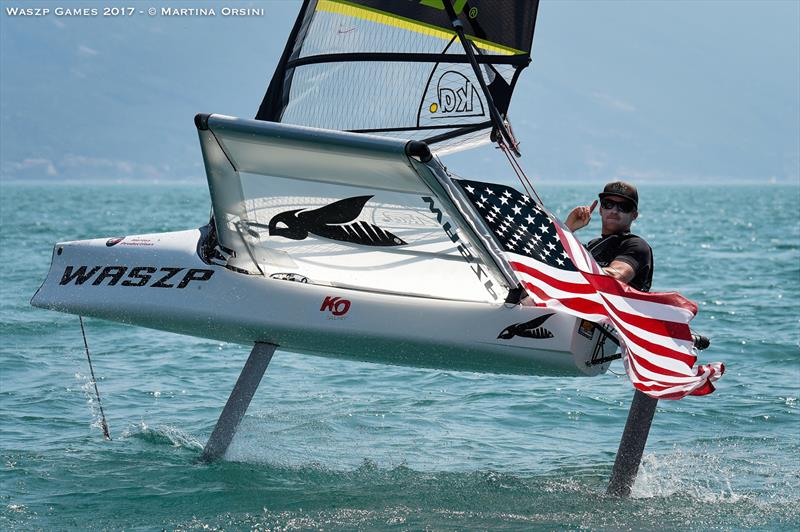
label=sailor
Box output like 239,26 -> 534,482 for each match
565,180 -> 652,291
564,180 -> 709,349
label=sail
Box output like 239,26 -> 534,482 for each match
256,0 -> 539,153
196,114 -> 515,303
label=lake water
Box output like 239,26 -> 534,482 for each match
1,181 -> 798,530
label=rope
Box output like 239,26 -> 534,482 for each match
79,316 -> 111,440
497,138 -> 544,206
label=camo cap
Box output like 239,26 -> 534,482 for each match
599,180 -> 638,208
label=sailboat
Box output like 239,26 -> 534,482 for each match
33,2 -> 614,383
31,1 -> 720,496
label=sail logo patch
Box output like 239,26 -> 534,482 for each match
429,71 -> 485,119
320,296 -> 350,317
251,196 -> 406,247
497,314 -> 555,340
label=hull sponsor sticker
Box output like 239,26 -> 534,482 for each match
119,237 -> 155,247
59,265 -> 214,288
578,319 -> 596,339
106,237 -> 155,248
270,273 -> 309,283
320,296 -> 350,318
498,313 -> 555,340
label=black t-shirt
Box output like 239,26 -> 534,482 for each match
586,233 -> 653,292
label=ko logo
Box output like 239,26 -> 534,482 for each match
320,296 -> 351,317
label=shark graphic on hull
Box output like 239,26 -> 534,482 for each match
497,313 -> 555,340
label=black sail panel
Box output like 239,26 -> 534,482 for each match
351,0 -> 538,55
256,0 -> 539,154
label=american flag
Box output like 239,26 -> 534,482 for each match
456,179 -> 724,399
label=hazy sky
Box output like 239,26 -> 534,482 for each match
1,0 -> 798,183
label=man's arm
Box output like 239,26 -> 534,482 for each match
603,260 -> 636,283
603,238 -> 651,285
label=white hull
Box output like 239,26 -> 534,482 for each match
31,229 -> 611,377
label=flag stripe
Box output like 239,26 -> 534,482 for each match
511,260 -> 596,294
624,356 -> 712,397
612,332 -> 700,375
595,291 -> 695,323
582,271 -> 699,314
602,302 -> 694,350
511,253 -> 696,319
523,282 -> 607,322
606,314 -> 696,367
508,254 -> 586,282
520,259 -> 695,325
516,262 -> 693,343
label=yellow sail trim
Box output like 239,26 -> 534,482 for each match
317,0 -> 523,56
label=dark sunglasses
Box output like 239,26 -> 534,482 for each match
600,198 -> 635,213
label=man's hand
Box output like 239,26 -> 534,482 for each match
565,200 -> 597,232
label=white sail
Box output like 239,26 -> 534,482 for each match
196,114 -> 515,303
